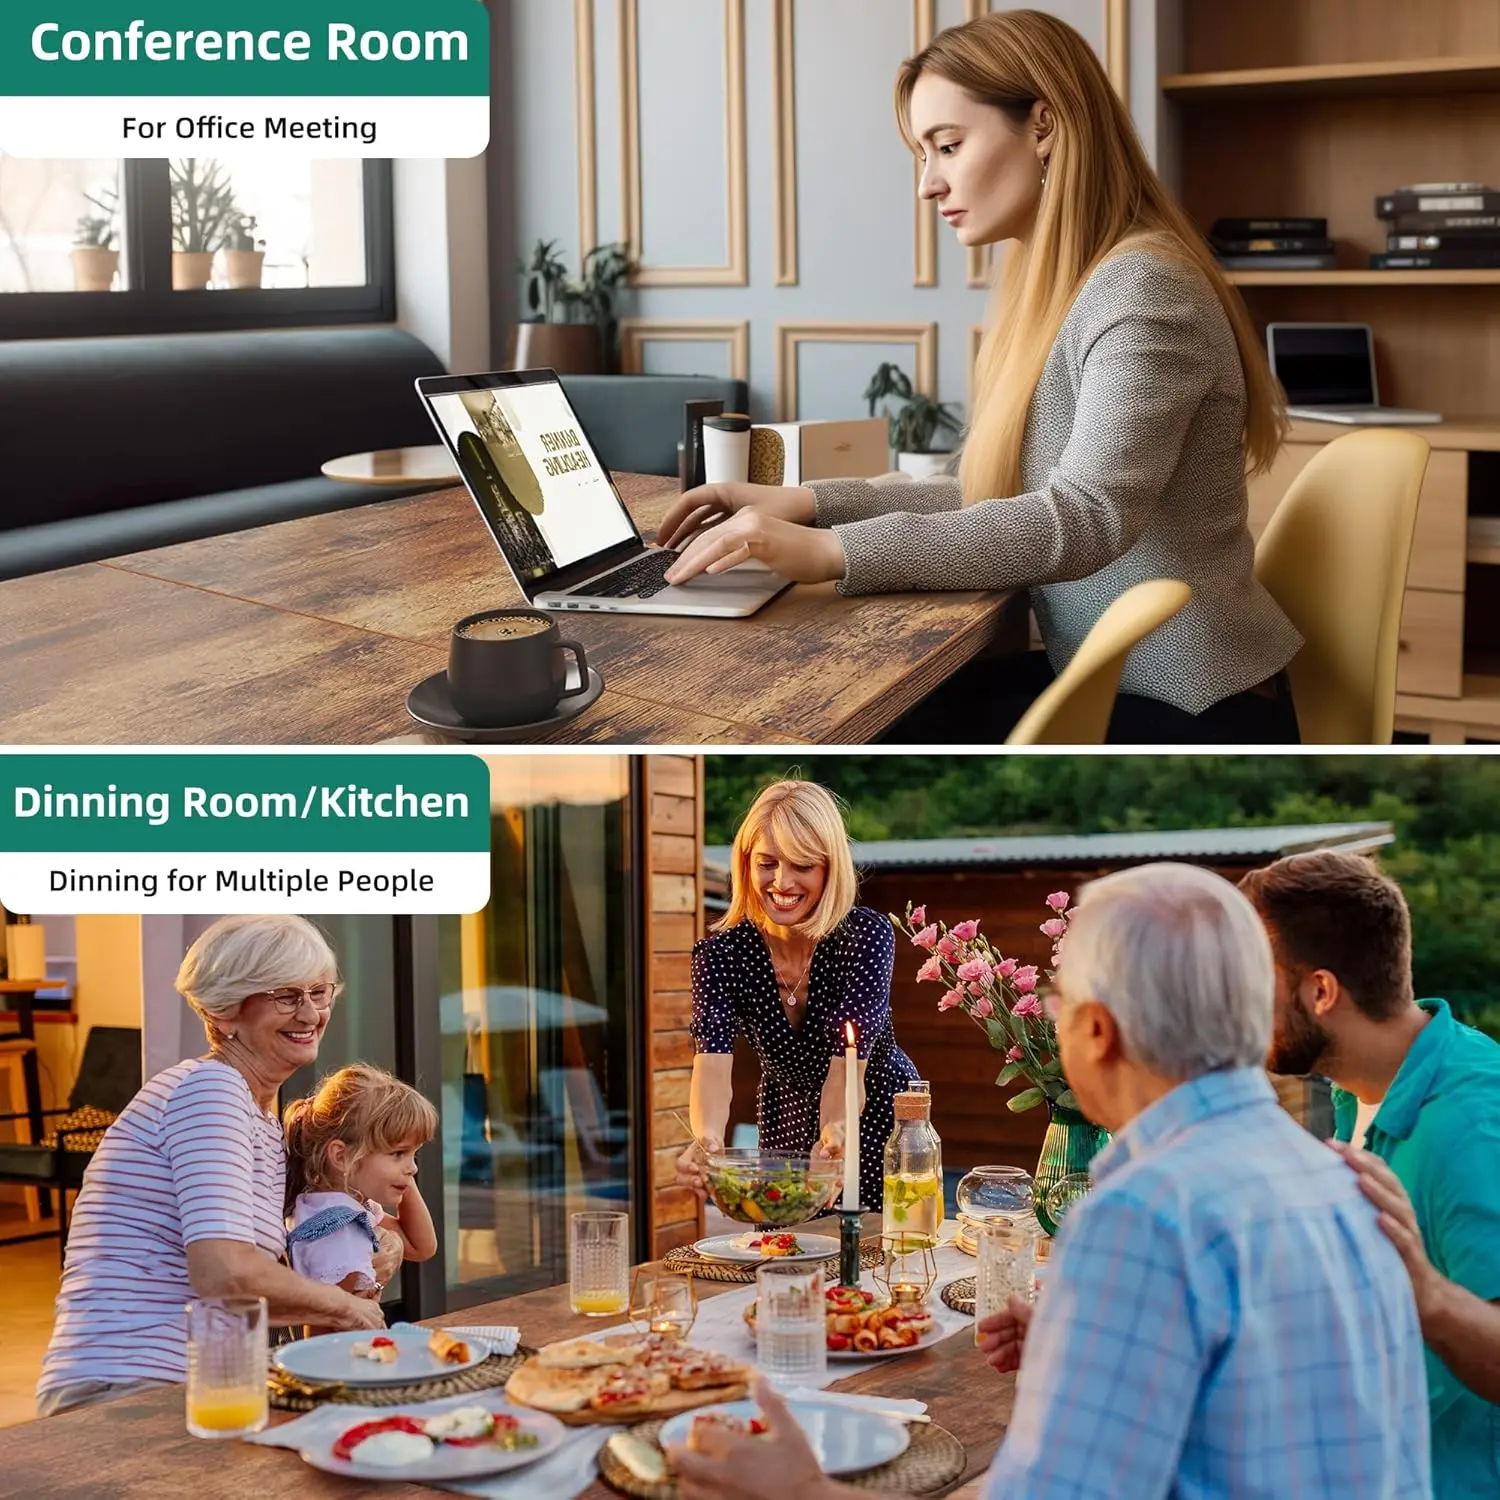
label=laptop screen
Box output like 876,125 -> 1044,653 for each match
425,377 -> 636,582
1270,325 -> 1377,406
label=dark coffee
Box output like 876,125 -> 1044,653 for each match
458,614 -> 550,641
448,609 -> 590,727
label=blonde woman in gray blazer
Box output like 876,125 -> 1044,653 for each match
659,11 -> 1301,745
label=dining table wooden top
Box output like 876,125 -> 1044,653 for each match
0,474 -> 1024,745
0,1224 -> 1013,1498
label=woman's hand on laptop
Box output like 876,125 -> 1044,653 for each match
657,482 -> 817,549
663,508 -> 846,586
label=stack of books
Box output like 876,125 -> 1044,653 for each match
1372,183 -> 1500,270
1208,218 -> 1335,271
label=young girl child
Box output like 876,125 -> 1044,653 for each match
284,1064 -> 440,1298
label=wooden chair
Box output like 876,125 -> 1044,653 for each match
0,1025 -> 141,1259
1254,428 -> 1430,744
1007,580 -> 1194,745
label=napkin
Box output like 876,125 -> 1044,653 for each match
778,1387 -> 929,1421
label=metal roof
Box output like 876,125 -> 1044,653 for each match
702,821 -> 1394,876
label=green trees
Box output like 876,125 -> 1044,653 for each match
704,756 -> 1500,1037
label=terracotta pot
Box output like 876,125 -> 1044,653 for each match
511,322 -> 603,374
223,249 -> 265,289
71,247 -> 119,292
172,251 -> 216,291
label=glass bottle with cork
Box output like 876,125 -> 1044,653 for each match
882,1081 -> 942,1254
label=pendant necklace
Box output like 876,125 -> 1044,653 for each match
774,947 -> 814,1007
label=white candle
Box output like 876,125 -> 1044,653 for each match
843,1022 -> 860,1210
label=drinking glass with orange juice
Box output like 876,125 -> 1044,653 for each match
569,1211 -> 629,1317
185,1297 -> 269,1439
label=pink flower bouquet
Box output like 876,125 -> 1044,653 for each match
891,893 -> 1074,1114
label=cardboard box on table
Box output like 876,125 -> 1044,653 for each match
748,419 -> 890,485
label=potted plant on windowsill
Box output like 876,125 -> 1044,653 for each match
863,361 -> 964,479
71,186 -> 120,292
223,213 -> 266,289
169,158 -> 238,290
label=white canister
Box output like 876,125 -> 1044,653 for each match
702,413 -> 752,485
5,922 -> 47,982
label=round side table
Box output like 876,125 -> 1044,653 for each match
321,445 -> 459,486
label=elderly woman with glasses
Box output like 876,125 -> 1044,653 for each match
37,914 -> 396,1418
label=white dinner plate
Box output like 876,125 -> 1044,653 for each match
274,1328 -> 488,1387
828,1336 -> 930,1360
299,1399 -> 566,1483
693,1232 -> 841,1265
657,1398 -> 910,1476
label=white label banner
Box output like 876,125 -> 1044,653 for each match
2,851 -> 491,913
0,95 -> 488,157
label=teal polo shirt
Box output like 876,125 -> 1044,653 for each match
1333,998 -> 1500,1500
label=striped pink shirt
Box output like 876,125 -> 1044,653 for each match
38,1058 -> 287,1399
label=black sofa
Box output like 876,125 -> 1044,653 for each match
0,326 -> 447,581
559,373 -> 750,477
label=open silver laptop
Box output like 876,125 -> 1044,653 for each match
1267,323 -> 1441,425
416,368 -> 791,618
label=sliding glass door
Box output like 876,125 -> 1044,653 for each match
426,757 -> 642,1313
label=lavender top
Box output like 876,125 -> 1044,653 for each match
39,1058 -> 287,1399
287,1191 -> 384,1290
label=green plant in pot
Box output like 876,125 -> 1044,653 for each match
169,158 -> 238,290
223,212 -> 266,290
512,238 -> 635,374
891,892 -> 1110,1236
863,361 -> 964,479
71,185 -> 120,292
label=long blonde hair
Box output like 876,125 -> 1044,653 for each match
716,780 -> 857,942
283,1064 -> 437,1208
895,10 -> 1285,500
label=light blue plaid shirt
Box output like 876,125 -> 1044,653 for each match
985,1068 -> 1431,1499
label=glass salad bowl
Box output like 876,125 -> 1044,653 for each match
703,1149 -> 844,1228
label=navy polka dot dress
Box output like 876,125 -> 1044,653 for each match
690,905 -> 916,1211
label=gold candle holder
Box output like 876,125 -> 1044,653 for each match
874,1235 -> 937,1307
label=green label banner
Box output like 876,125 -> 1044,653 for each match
0,754 -> 490,852
0,1 -> 488,95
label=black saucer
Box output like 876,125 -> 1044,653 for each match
405,663 -> 605,742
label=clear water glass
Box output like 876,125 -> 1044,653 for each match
570,1210 -> 630,1316
756,1263 -> 827,1382
974,1218 -> 1036,1346
185,1297 -> 269,1439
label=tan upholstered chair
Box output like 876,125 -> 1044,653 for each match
1254,429 -> 1430,744
1007,580 -> 1193,745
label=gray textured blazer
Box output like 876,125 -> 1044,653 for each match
808,249 -> 1303,716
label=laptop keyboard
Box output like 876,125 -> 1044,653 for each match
568,549 -> 679,600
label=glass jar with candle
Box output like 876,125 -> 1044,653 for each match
882,1088 -> 942,1253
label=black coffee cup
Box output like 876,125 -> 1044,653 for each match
447,608 -> 589,726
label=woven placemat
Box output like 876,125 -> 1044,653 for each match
598,1414 -> 967,1498
268,1346 -> 537,1412
663,1243 -> 884,1284
940,1277 -> 975,1316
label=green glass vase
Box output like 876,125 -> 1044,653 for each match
1032,1103 -> 1109,1236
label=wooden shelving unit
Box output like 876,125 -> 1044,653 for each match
1164,55 -> 1500,102
1170,1 -> 1500,743
1224,269 -> 1500,287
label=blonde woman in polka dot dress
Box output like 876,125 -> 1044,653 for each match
657,11 -> 1303,747
676,780 -> 917,1212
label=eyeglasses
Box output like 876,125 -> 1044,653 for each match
245,983 -> 338,1015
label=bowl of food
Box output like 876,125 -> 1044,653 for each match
703,1150 -> 843,1228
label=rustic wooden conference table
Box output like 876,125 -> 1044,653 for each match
0,1215 -> 1013,1498
0,474 -> 1024,745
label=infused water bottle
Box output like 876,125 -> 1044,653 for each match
882,1087 -> 943,1252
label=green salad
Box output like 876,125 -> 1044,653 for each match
705,1160 -> 839,1226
